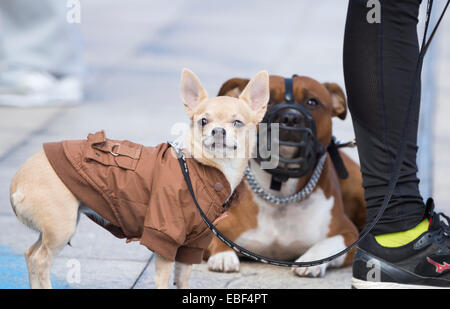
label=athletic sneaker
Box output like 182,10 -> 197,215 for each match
0,68 -> 82,107
352,198 -> 450,289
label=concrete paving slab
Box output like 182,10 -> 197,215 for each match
50,256 -> 148,289
0,107 -> 63,159
133,257 -> 351,289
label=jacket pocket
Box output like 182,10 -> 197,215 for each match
84,130 -> 143,171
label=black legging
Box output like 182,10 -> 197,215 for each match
344,0 -> 426,235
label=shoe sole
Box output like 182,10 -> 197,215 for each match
351,277 -> 449,289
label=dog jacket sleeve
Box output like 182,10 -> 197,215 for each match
43,130 -> 233,264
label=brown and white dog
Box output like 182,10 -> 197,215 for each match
204,75 -> 366,277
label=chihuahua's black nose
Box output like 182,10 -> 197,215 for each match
275,109 -> 302,127
212,127 -> 226,137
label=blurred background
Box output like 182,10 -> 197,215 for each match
0,0 -> 449,288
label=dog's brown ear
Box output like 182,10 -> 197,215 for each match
218,78 -> 250,98
324,82 -> 347,120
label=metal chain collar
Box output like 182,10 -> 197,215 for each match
245,153 -> 327,205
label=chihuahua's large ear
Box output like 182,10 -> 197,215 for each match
218,78 -> 250,98
239,71 -> 270,122
323,82 -> 347,120
181,68 -> 208,119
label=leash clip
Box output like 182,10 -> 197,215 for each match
168,141 -> 187,161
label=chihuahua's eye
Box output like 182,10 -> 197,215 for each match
306,98 -> 318,107
200,118 -> 208,126
233,120 -> 244,128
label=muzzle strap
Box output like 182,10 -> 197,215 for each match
327,137 -> 349,179
284,78 -> 294,102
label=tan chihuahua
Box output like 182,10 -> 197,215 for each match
9,69 -> 269,289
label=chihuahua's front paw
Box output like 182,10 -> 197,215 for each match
207,251 -> 240,273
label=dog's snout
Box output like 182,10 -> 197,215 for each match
212,127 -> 226,137
276,109 -> 303,127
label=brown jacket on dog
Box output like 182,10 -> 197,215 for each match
43,130 -> 234,264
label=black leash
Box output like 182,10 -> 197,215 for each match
173,0 -> 449,267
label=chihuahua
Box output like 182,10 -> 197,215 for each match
9,69 -> 269,289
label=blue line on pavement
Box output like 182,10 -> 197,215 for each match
0,245 -> 70,289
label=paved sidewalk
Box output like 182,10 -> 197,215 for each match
0,1 -> 449,289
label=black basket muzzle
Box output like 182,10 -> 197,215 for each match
256,77 -> 326,182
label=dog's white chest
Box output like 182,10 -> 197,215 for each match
236,185 -> 334,260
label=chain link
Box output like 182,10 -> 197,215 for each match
245,154 -> 327,205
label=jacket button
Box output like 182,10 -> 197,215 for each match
214,182 -> 224,192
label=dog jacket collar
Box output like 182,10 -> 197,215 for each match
43,130 -> 236,264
